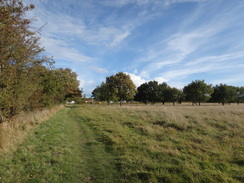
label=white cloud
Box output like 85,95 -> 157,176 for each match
127,73 -> 146,87
153,77 -> 168,83
127,72 -> 168,87
133,69 -> 138,74
78,77 -> 96,94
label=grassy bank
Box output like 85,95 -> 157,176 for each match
0,104 -> 243,182
0,105 -> 63,153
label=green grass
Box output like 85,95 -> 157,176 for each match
0,104 -> 243,182
0,106 -> 119,183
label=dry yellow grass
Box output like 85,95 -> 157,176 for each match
0,105 -> 64,153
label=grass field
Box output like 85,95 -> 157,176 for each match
0,104 -> 243,182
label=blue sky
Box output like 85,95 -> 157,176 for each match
23,0 -> 244,96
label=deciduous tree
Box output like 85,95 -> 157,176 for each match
106,72 -> 136,105
211,84 -> 237,105
135,81 -> 160,104
183,80 -> 213,105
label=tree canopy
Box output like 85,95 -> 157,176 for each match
92,72 -> 136,105
135,81 -> 159,104
211,84 -> 237,105
183,80 -> 213,105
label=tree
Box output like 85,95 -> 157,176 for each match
92,72 -> 136,105
135,81 -> 160,104
60,68 -> 82,102
237,87 -> 244,104
147,81 -> 160,104
211,84 -> 238,105
106,72 -> 136,105
183,80 -> 213,105
158,82 -> 169,105
177,89 -> 185,104
40,68 -> 82,106
0,1 -> 82,122
0,0 -> 48,119
164,87 -> 181,105
134,82 -> 150,104
92,82 -> 115,104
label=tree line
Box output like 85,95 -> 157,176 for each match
92,72 -> 244,105
0,0 -> 82,122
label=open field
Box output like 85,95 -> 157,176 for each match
0,104 -> 243,182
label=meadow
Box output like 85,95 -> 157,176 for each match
0,103 -> 243,182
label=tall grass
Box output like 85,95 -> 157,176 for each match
0,104 -> 243,182
0,105 -> 63,153
78,104 -> 244,182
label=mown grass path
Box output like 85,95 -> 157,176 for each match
0,106 -> 119,183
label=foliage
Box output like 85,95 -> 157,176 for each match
183,80 -> 213,105
135,81 -> 160,104
92,82 -> 115,104
0,0 -> 42,118
211,84 -> 238,105
237,86 -> 244,104
134,82 -> 151,104
158,82 -> 169,104
164,87 -> 182,105
92,72 -> 136,105
0,0 -> 81,121
135,82 -> 185,105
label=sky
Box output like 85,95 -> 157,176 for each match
23,0 -> 244,96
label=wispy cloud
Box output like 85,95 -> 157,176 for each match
102,0 -> 205,7
186,51 -> 244,66
131,0 -> 244,88
212,73 -> 244,86
90,67 -> 108,74
22,0 -> 244,95
41,36 -> 97,63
